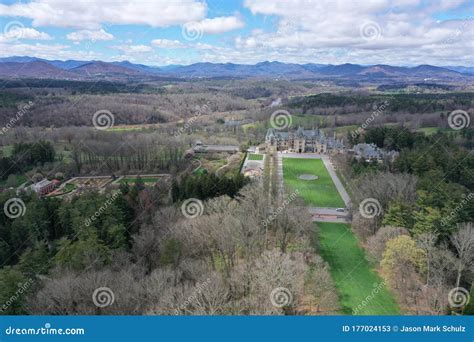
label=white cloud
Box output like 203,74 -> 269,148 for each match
67,29 -> 114,41
113,44 -> 153,54
151,39 -> 187,48
197,16 -> 244,34
0,42 -> 103,60
237,0 -> 474,65
0,0 -> 207,29
0,26 -> 52,42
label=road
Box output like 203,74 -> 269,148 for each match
307,207 -> 350,223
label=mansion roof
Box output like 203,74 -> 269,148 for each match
266,127 -> 344,149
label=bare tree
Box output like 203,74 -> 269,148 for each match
243,249 -> 308,315
28,267 -> 146,315
450,222 -> 474,288
416,232 -> 438,286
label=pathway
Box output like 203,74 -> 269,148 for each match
320,156 -> 351,208
275,153 -> 284,203
307,207 -> 350,223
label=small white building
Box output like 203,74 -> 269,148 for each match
31,179 -> 55,196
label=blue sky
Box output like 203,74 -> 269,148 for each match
0,0 -> 472,66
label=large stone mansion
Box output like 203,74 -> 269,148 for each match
265,127 -> 344,154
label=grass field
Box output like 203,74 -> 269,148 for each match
120,176 -> 159,184
248,153 -> 263,161
317,222 -> 399,315
416,127 -> 459,135
283,158 -> 344,207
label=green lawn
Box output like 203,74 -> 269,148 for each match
416,127 -> 458,136
283,158 -> 344,207
248,153 -> 263,161
120,177 -> 159,184
317,222 -> 399,315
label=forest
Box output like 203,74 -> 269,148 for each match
334,128 -> 473,314
0,75 -> 472,316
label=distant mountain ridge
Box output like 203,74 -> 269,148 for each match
0,56 -> 471,80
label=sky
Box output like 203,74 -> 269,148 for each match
0,0 -> 472,66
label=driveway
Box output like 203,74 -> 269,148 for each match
307,207 -> 350,223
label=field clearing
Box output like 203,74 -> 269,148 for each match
120,176 -> 160,184
248,153 -> 263,161
68,177 -> 113,188
316,222 -> 399,315
107,126 -> 146,132
416,127 -> 459,135
283,158 -> 344,208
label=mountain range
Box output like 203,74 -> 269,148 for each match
0,56 -> 472,81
